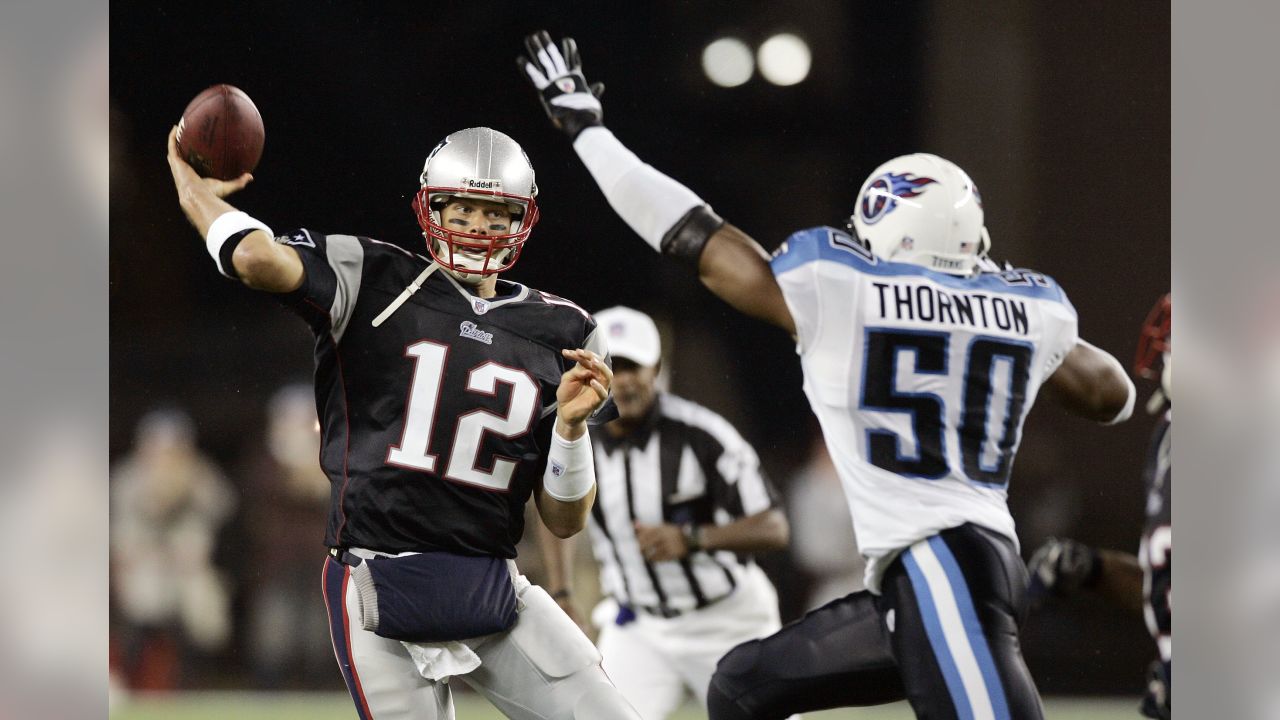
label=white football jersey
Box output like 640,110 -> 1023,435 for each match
771,227 -> 1078,592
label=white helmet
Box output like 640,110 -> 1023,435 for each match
412,127 -> 540,282
850,153 -> 990,275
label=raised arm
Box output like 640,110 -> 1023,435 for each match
1044,339 -> 1136,424
519,31 -> 795,336
166,126 -> 303,293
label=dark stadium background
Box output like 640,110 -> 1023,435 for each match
110,1 -> 1169,696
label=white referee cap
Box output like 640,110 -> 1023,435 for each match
594,306 -> 661,367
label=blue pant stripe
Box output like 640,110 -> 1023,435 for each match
323,557 -> 372,720
927,536 -> 1012,720
903,548 -> 976,720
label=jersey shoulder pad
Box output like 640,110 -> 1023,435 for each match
978,265 -> 1074,308
770,226 -> 878,275
534,289 -> 593,322
516,288 -> 596,349
272,228 -> 415,261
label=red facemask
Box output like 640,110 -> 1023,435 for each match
411,187 -> 540,277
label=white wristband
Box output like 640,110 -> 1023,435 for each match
543,425 -> 596,502
1103,375 -> 1137,425
206,210 -> 273,278
572,127 -> 705,251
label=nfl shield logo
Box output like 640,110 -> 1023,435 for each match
473,298 -> 490,315
556,77 -> 576,94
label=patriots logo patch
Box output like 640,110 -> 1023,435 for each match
858,172 -> 938,226
276,231 -> 315,248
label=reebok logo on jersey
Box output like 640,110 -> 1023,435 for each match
459,321 -> 494,345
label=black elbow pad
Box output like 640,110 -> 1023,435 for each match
660,205 -> 726,268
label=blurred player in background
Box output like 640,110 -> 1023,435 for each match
521,32 -> 1136,719
1026,293 -> 1171,719
787,435 -> 866,611
166,123 -> 641,719
539,306 -> 790,719
110,407 -> 237,690
241,383 -> 333,688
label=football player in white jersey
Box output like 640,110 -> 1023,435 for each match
520,32 -> 1136,720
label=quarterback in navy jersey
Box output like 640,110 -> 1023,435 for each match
522,32 -> 1137,720
167,125 -> 643,720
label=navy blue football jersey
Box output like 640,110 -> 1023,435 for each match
275,229 -> 606,558
1140,411 -> 1171,656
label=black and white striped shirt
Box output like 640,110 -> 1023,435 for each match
587,393 -> 780,614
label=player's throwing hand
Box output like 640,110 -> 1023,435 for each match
166,125 -> 253,201
519,31 -> 604,139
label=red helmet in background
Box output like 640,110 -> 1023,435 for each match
1135,293 -> 1171,380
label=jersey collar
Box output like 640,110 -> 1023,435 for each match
436,266 -> 530,315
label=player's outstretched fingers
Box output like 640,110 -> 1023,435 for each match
561,36 -> 581,70
562,348 -> 610,386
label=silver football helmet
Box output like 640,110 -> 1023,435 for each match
412,127 -> 540,282
850,153 -> 990,276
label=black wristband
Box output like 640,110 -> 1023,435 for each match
217,228 -> 255,280
660,205 -> 725,268
562,113 -> 602,141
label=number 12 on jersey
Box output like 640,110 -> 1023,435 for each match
387,340 -> 540,491
860,329 -> 1032,488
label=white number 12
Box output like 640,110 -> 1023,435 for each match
386,340 -> 540,491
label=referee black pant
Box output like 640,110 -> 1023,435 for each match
707,523 -> 1043,719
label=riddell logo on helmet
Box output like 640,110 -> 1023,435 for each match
859,172 -> 937,226
462,178 -> 503,190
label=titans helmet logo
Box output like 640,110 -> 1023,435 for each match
859,172 -> 938,226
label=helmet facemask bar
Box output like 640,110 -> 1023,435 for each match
412,186 -> 540,279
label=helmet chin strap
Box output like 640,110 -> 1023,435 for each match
444,266 -> 487,285
372,262 -> 439,328
429,234 -> 508,285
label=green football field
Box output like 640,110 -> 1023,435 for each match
111,691 -> 1138,719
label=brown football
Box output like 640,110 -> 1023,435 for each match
176,84 -> 264,180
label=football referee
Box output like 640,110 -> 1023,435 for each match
539,306 -> 790,720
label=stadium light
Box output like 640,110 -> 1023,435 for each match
701,37 -> 754,88
757,33 -> 811,86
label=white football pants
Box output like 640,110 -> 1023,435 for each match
323,555 -> 641,720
